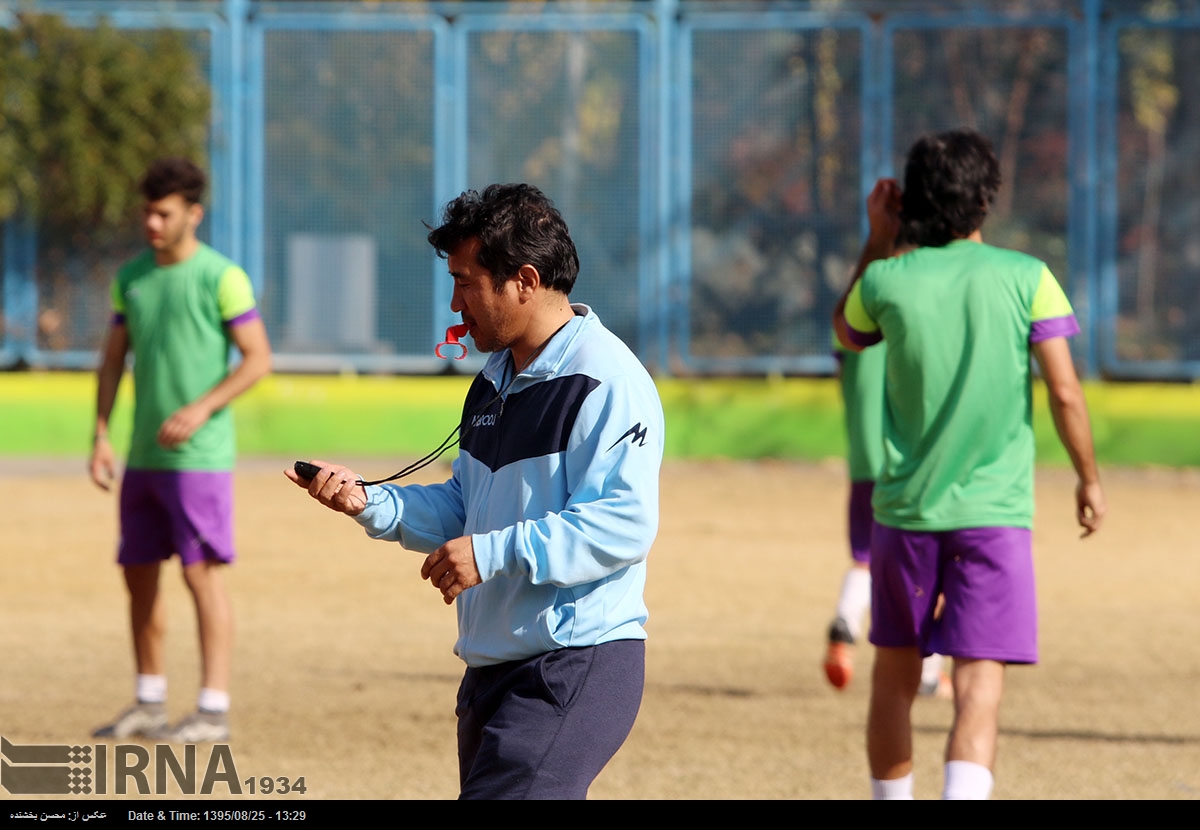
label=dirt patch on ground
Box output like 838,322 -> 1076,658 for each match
2,459 -> 1197,800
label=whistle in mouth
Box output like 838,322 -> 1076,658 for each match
436,323 -> 470,359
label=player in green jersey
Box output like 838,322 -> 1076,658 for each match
825,340 -> 948,699
89,158 -> 272,743
834,129 -> 1106,799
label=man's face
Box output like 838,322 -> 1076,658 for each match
448,237 -> 523,354
142,193 -> 201,253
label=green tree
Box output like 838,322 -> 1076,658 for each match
0,11 -> 210,230
0,11 -> 211,351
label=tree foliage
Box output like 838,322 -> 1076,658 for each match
0,12 -> 210,235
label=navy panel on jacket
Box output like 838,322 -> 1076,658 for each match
459,372 -> 601,472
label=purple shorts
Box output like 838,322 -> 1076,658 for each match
118,470 -> 236,567
848,480 -> 874,565
868,523 -> 1037,664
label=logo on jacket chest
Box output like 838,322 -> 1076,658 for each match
470,412 -> 498,429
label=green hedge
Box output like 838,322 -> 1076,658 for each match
2,372 -> 1197,468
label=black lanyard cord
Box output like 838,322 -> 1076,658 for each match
352,323 -> 564,488
353,370 -> 508,487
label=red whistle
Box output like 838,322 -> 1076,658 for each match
436,323 -> 470,360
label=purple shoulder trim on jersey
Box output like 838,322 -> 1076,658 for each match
225,308 -> 261,327
113,313 -> 126,326
1030,314 -> 1081,343
843,324 -> 883,350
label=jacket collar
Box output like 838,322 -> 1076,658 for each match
481,303 -> 595,389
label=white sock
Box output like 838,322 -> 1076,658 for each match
197,688 -> 230,714
836,567 -> 872,641
921,654 -> 945,686
943,760 -> 994,800
871,773 -> 914,800
135,674 -> 167,704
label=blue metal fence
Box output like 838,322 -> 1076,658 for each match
3,0 -> 1199,379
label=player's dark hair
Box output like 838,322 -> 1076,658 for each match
140,157 -> 207,205
426,183 -> 580,294
900,128 -> 1001,248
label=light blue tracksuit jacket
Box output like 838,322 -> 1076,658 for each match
353,305 -> 665,667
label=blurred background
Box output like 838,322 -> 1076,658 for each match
2,0 -> 1198,381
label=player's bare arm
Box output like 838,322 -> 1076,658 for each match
1032,336 -> 1107,537
421,536 -> 482,605
833,178 -> 904,352
285,460 -> 368,516
90,323 -> 130,491
158,317 -> 273,448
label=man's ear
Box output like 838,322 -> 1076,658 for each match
189,202 -> 205,232
515,264 -> 541,298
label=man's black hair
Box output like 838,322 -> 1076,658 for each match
427,183 -> 580,294
140,157 -> 207,205
901,128 -> 1001,248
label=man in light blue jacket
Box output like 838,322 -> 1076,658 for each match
288,183 -> 664,800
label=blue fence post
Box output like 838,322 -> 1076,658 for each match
653,0 -> 677,374
223,0 -> 248,278
2,215 -> 38,367
1069,0 -> 1102,379
435,10 -> 469,354
863,12 -> 890,213
1096,5 -> 1121,379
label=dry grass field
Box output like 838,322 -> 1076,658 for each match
2,457 -> 1198,800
